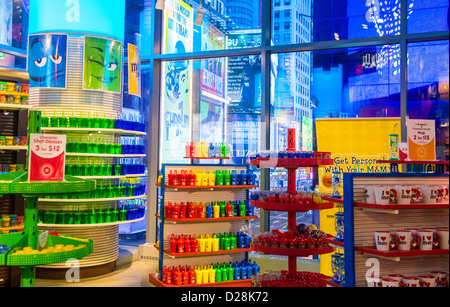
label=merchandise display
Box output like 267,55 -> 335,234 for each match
164,200 -> 255,220
151,164 -> 256,287
168,232 -> 252,254
0,136 -> 28,147
161,260 -> 260,286
185,142 -> 231,159
0,82 -> 29,105
0,215 -> 25,234
1,0 -> 448,291
326,173 -> 449,288
41,111 -> 145,133
253,271 -> 329,288
166,169 -> 257,187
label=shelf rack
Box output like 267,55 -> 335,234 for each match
250,129 -> 335,280
0,169 -> 96,287
340,173 -> 449,287
151,163 -> 257,287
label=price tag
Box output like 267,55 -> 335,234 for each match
407,120 -> 436,161
28,134 -> 67,181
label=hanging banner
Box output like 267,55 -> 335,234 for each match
161,0 -> 193,163
316,117 -> 401,276
83,36 -> 123,93
407,119 -> 436,161
28,134 -> 67,182
28,34 -> 68,89
127,44 -> 141,97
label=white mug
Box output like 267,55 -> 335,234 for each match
419,275 -> 437,287
401,277 -> 421,288
395,230 -> 421,251
374,186 -> 393,205
437,227 -> 449,250
417,230 -> 435,251
421,186 -> 438,204
375,231 -> 400,251
379,278 -> 400,287
364,186 -> 377,204
394,186 -> 412,204
431,271 -> 448,287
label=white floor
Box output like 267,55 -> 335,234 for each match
34,246 -> 158,287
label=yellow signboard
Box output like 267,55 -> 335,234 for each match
127,44 -> 141,97
316,118 -> 401,276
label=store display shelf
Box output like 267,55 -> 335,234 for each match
156,183 -> 258,190
323,238 -> 345,249
0,103 -> 32,110
324,278 -> 343,288
38,195 -> 146,203
0,146 -> 28,151
355,246 -> 449,260
159,247 -> 253,258
1,92 -> 29,97
149,273 -> 252,288
250,200 -> 335,212
321,196 -> 344,205
41,127 -> 146,136
250,157 -> 334,169
76,174 -> 146,180
37,217 -> 145,228
354,201 -> 449,213
0,171 -> 96,195
157,215 -> 258,224
252,243 -> 334,257
66,153 -> 146,158
183,157 -> 230,160
1,233 -> 93,267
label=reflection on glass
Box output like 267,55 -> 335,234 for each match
407,41 -> 449,161
161,0 -> 262,55
159,55 -> 262,165
271,0 -> 402,46
407,0 -> 449,33
269,45 -> 401,230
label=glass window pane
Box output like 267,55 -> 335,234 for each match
161,0 -> 261,55
0,0 -> 29,50
407,0 -> 449,33
269,44 -> 401,230
159,55 -> 262,232
271,0 -> 402,46
407,41 -> 449,161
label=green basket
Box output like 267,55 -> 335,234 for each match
0,171 -> 96,196
0,232 -> 27,265
6,234 -> 94,266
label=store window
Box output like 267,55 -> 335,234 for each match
0,0 -> 29,68
269,44 -> 401,231
118,0 -> 153,245
160,0 -> 262,55
271,0 -> 403,46
407,40 -> 449,161
407,0 -> 449,34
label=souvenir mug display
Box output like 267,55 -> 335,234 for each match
363,184 -> 448,205
375,227 -> 447,252
369,271 -> 448,287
